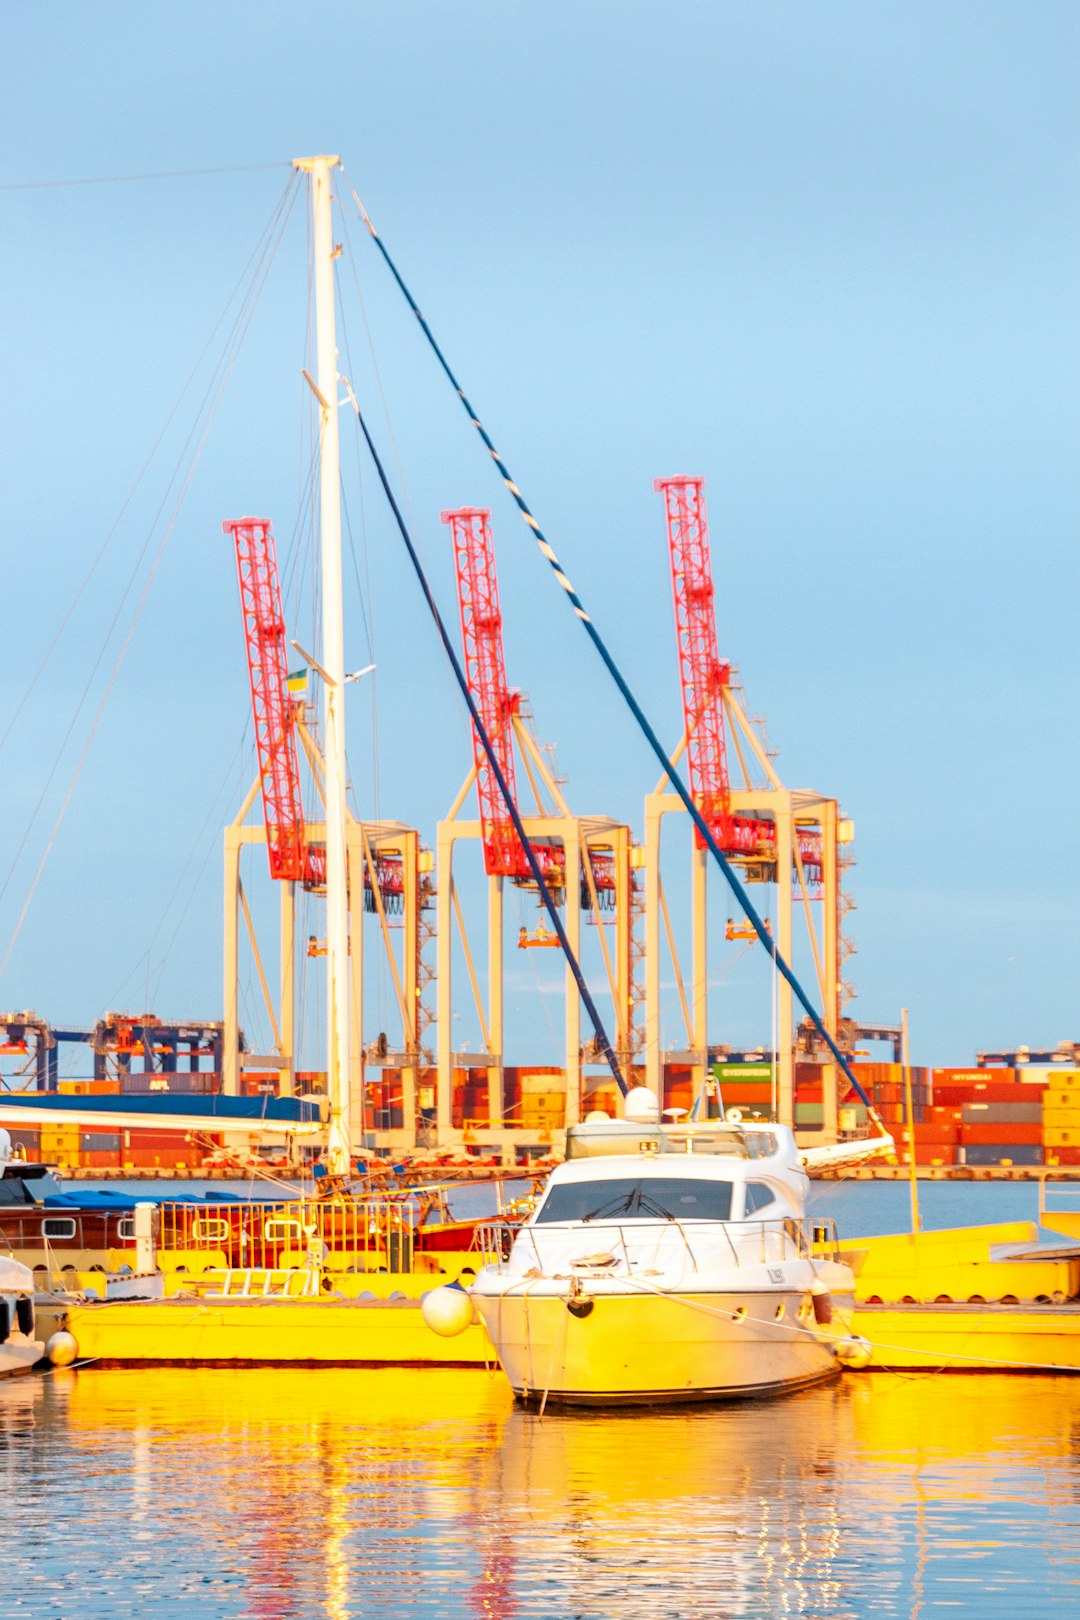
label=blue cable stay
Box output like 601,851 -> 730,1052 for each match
349,398 -> 628,1097
346,180 -> 881,1126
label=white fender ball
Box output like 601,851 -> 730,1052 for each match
421,1284 -> 475,1338
835,1335 -> 873,1371
47,1331 -> 79,1367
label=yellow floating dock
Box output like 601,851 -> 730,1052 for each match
60,1293 -> 495,1366
852,1301 -> 1080,1371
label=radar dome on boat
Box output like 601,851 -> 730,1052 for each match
0,1128 -> 10,1168
584,1110 -> 613,1124
623,1086 -> 660,1124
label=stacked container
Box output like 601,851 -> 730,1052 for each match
1042,1071 -> 1080,1166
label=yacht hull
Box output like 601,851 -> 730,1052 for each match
0,1334 -> 44,1378
473,1286 -> 841,1407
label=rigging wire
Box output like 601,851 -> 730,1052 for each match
0,173 -> 299,762
337,200 -> 424,554
0,174 -> 301,904
349,394 -> 627,1097
0,162 -> 289,193
0,174 -> 302,981
345,178 -> 879,1122
107,723 -> 252,1009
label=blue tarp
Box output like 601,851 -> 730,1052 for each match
0,1093 -> 324,1122
43,1188 -> 284,1209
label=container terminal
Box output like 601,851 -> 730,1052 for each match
6,481 -> 1074,1176
2,1009 -> 1078,1179
1,163 -> 1072,1185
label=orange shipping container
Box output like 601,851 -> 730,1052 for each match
961,1122 -> 1043,1146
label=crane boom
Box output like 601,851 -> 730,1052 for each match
655,476 -> 752,852
442,506 -> 530,878
224,516 -> 308,883
655,478 -> 823,886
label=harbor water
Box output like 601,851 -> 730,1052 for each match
4,1366 -> 1080,1617
5,1180 -> 1080,1617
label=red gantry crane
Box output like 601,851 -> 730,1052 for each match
224,517 -> 407,906
653,476 -> 822,885
224,517 -> 323,888
441,507 -> 568,890
435,505 -> 632,1142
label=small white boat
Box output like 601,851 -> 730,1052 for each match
0,1254 -> 43,1378
464,1089 -> 864,1407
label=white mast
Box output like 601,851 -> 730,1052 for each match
294,153 -> 351,1176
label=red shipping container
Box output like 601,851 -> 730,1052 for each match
1045,1146 -> 1080,1166
934,1068 -> 1018,1086
960,1122 -> 1043,1145
933,1082 -> 1046,1106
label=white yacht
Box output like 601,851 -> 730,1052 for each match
0,1253 -> 42,1379
462,1089 -> 868,1407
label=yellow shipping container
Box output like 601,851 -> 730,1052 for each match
1044,1127 -> 1080,1147
40,1130 -> 81,1150
521,1101 -> 566,1127
1042,1105 -> 1080,1128
1043,1088 -> 1080,1112
520,1072 -> 566,1095
1042,1071 -> 1080,1090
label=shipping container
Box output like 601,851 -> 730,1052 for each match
1045,1145 -> 1080,1166
1015,1066 -> 1080,1085
80,1133 -> 122,1151
518,1068 -> 568,1095
960,1102 -> 1043,1125
933,1082 -> 1046,1106
935,1068 -> 1018,1086
4,1129 -> 39,1155
961,1122 -> 1042,1146
958,1143 -> 1043,1166
1043,1105 -> 1080,1129
716,1063 -> 774,1082
1043,1088 -> 1080,1111
1044,1127 -> 1080,1148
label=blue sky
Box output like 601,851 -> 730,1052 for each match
0,2 -> 1076,1072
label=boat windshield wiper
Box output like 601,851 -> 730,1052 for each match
581,1191 -> 636,1223
634,1191 -> 677,1222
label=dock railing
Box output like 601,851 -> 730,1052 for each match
150,1196 -> 420,1273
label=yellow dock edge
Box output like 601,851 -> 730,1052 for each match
851,1303 -> 1080,1372
60,1295 -> 496,1367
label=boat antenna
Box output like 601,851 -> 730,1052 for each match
348,397 -> 629,1097
345,183 -> 883,1130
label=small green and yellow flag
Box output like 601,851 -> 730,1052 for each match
286,667 -> 308,695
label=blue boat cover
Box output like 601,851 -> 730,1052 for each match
0,1094 -> 324,1122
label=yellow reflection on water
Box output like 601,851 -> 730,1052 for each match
5,1367 -> 1080,1618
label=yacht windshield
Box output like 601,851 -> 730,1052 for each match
535,1177 -> 733,1224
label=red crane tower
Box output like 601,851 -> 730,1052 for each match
224,517 -> 324,888
654,478 -> 780,861
441,506 -> 566,890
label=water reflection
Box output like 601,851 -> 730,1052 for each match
2,1368 -> 1079,1617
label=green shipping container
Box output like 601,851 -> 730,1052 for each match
713,1063 -> 774,1083
794,1104 -> 824,1126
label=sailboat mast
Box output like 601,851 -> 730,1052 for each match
295,153 -> 351,1176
